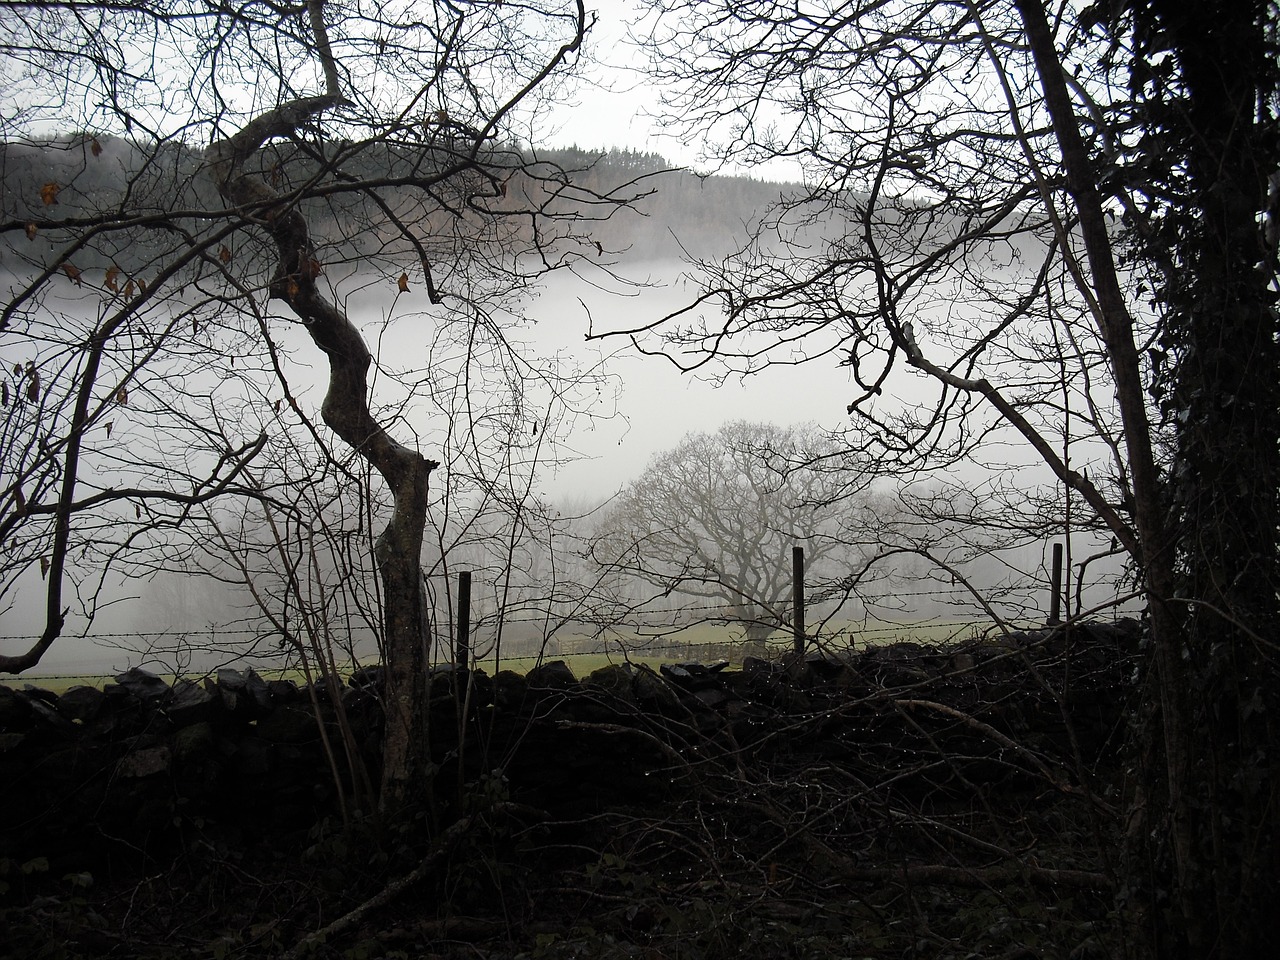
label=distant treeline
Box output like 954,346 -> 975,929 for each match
0,132 -> 805,278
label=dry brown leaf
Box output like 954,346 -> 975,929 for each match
218,244 -> 232,264
104,265 -> 120,292
116,386 -> 128,406
61,262 -> 82,285
24,223 -> 36,241
397,272 -> 410,292
40,182 -> 60,205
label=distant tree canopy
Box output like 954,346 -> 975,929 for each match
591,420 -> 878,641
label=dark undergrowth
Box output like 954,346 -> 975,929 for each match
1,627 -> 1137,959
1,790 -> 1122,960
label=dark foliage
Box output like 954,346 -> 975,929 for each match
2,622 -> 1136,958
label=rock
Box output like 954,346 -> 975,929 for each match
1080,619 -> 1141,652
233,738 -> 273,779
306,674 -> 343,701
100,681 -> 130,703
861,644 -> 930,682
0,684 -> 33,729
743,656 -> 783,677
429,667 -> 460,701
171,721 -> 216,762
526,660 -> 577,691
349,665 -> 384,690
464,669 -> 494,708
693,687 -> 731,710
586,663 -> 636,703
631,665 -> 681,711
492,670 -> 529,710
117,744 -> 171,778
21,685 -> 59,706
26,696 -> 77,734
429,668 -> 494,708
659,662 -> 693,683
56,685 -> 105,722
267,678 -> 300,703
254,706 -> 318,744
166,680 -> 216,726
216,668 -> 271,716
341,685 -> 378,713
0,732 -> 26,752
244,669 -> 272,711
115,667 -> 170,700
804,653 -> 849,677
661,660 -> 731,690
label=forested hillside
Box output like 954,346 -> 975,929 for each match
0,135 -> 794,277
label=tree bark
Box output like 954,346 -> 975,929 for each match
209,95 -> 438,817
1146,2 -> 1280,954
1015,0 -> 1280,955
1009,1 -> 1192,955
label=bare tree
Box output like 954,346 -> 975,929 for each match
591,420 -> 877,642
619,1 -> 1279,956
0,0 -> 641,813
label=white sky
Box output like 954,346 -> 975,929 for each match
540,0 -> 802,181
545,1 -> 674,158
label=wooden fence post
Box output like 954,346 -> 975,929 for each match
793,545 -> 805,657
455,571 -> 471,668
1048,543 -> 1063,626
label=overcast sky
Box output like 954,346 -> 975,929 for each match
545,2 -> 672,158
540,1 -> 801,181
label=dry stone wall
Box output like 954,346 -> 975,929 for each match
0,620 -> 1139,877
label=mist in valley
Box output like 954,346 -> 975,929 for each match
1,141 -> 1132,680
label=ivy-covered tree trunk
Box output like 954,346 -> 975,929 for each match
1146,2 -> 1280,955
1019,0 -> 1280,955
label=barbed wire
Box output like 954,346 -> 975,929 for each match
0,577 -> 1070,647
0,576 -> 1116,683
0,583 -> 1061,646
0,628 -> 268,643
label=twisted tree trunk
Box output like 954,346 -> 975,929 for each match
208,34 -> 437,815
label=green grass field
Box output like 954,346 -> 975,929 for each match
2,617 -> 999,694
